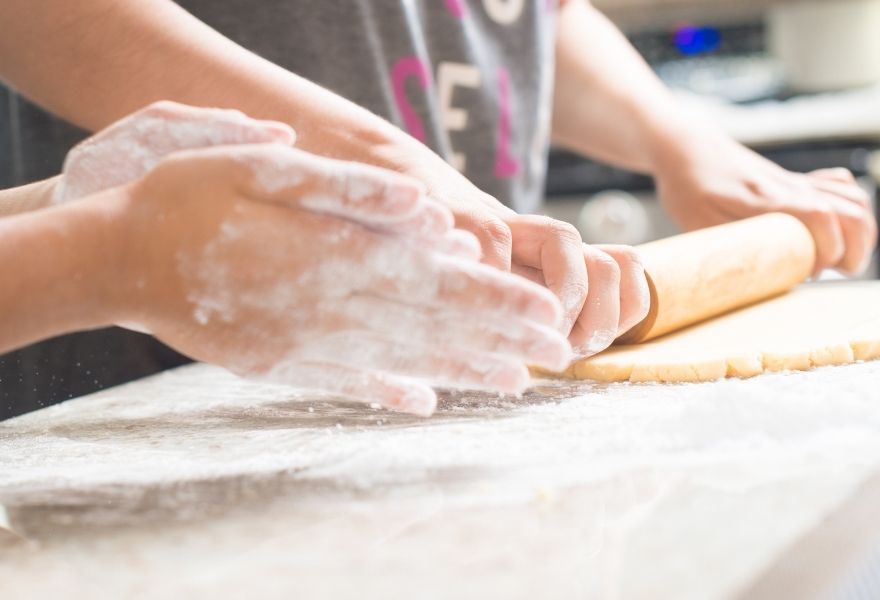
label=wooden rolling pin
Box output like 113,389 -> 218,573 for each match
616,213 -> 816,344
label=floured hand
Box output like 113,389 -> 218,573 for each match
53,101 -> 296,204
106,145 -> 571,416
54,100 -> 457,252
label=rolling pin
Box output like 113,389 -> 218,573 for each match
616,213 -> 816,344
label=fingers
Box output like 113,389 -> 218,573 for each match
298,333 -> 534,395
141,100 -> 296,150
57,104 -> 297,203
388,252 -> 564,327
784,171 -> 876,272
324,295 -> 571,372
776,169 -> 875,272
263,361 -> 437,416
808,170 -> 873,209
790,200 -> 847,272
827,196 -> 877,273
568,245 -> 621,355
594,245 -> 651,336
373,197 -> 455,243
237,145 -> 447,229
805,172 -> 877,272
507,215 -> 589,336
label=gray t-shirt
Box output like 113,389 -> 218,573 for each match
178,0 -> 558,213
0,0 -> 559,416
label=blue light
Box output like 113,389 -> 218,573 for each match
674,25 -> 721,56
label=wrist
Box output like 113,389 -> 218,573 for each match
0,188 -> 132,352
65,186 -> 140,331
641,109 -> 728,177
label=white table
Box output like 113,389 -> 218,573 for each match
2,362 -> 880,599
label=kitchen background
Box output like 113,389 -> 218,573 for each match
546,0 -> 880,280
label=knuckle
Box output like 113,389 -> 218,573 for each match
548,220 -> 582,244
611,245 -> 644,267
524,215 -> 582,242
479,217 -> 513,250
586,251 -> 621,282
804,203 -> 835,225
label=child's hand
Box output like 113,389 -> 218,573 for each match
53,101 -> 295,204
105,145 -> 571,416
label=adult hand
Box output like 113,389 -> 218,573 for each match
655,130 -> 877,274
402,156 -> 650,356
107,145 -> 571,416
504,215 -> 650,356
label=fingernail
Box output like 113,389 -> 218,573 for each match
260,121 -> 297,145
529,337 -> 573,372
578,329 -> 616,357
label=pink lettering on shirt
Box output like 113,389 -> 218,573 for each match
444,0 -> 468,18
391,56 -> 433,143
494,67 -> 520,179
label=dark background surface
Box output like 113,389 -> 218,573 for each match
0,89 -> 189,421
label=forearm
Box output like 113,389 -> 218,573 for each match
0,177 -> 60,217
0,191 -> 122,354
552,0 -> 698,173
0,0 -> 438,175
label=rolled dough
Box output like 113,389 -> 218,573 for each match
564,281 -> 880,383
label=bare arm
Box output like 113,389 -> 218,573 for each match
0,193 -> 121,353
0,0 -> 409,170
552,0 -> 681,173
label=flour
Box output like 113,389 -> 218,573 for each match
175,210 -> 565,415
239,145 -> 426,227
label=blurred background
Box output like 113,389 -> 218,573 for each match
545,0 -> 880,280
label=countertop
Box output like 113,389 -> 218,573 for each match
2,361 -> 880,599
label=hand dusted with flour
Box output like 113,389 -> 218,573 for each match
52,101 -> 462,255
109,145 -> 570,416
53,101 -> 296,204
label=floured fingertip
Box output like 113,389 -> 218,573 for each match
380,381 -> 437,417
574,329 -> 616,358
528,333 -> 574,373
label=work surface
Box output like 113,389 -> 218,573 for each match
2,362 -> 880,599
